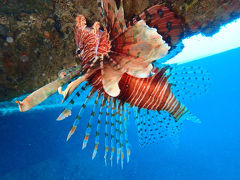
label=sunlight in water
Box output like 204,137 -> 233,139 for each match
167,18 -> 240,64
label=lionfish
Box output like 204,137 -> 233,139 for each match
15,0 -> 209,168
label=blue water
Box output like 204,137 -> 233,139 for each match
0,47 -> 240,180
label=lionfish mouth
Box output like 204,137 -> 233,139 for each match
15,0 -> 210,168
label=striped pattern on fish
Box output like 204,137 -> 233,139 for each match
86,67 -> 187,120
15,0 -> 210,168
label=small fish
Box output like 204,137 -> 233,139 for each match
16,0 -> 210,168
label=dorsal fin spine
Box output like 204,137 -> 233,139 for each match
110,98 -> 116,166
82,93 -> 100,149
57,83 -> 90,121
104,97 -> 111,165
123,104 -> 130,163
119,104 -> 124,168
92,95 -> 106,159
66,90 -> 95,141
115,100 -> 121,164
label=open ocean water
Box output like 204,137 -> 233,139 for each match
0,47 -> 240,180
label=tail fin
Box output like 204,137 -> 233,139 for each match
179,110 -> 201,124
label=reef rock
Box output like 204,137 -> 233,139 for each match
0,0 -> 239,102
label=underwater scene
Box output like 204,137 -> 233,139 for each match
0,47 -> 240,180
1,0 -> 240,179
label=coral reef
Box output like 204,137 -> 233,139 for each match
0,0 -> 239,102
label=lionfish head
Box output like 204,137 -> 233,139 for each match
74,14 -> 111,76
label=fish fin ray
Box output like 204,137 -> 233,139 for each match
104,97 -> 111,165
92,96 -> 107,159
66,89 -> 95,141
110,98 -> 116,166
167,64 -> 211,103
57,83 -> 90,121
82,93 -> 101,149
123,104 -> 130,163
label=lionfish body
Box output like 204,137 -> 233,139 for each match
87,68 -> 187,120
74,11 -> 186,120
16,0 -> 209,168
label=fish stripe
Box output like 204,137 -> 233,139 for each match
87,68 -> 186,120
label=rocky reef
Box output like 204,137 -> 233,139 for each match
0,0 -> 239,102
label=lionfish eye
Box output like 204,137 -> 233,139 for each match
77,49 -> 81,55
